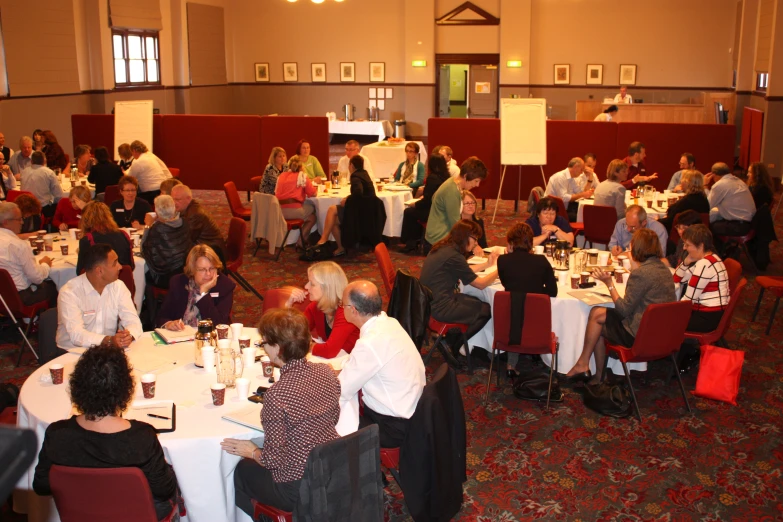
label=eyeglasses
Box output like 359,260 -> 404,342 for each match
195,267 -> 217,274
463,201 -> 476,206
121,188 -> 137,193
469,236 -> 478,242
340,304 -> 355,310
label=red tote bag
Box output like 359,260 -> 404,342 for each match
691,345 -> 745,406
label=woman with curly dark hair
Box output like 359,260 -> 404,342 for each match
41,130 -> 69,171
33,346 -> 181,520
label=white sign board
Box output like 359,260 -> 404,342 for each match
500,98 -> 547,165
114,100 -> 154,160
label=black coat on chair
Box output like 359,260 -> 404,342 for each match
387,270 -> 432,350
342,187 -> 386,249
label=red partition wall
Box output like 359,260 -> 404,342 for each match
160,115 -> 263,190
615,123 -> 736,190
259,116 -> 330,175
71,114 -> 164,159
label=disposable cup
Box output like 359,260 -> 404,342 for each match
50,364 -> 64,385
69,228 -> 78,240
242,347 -> 256,369
211,383 -> 226,406
216,324 -> 229,340
217,339 -> 231,350
588,249 -> 599,264
261,356 -> 274,378
235,378 -> 250,399
60,244 -> 69,255
141,374 -> 156,399
614,268 -> 626,284
238,337 -> 251,349
44,238 -> 53,251
201,347 -> 216,372
230,323 -> 243,340
37,230 -> 46,239
597,251 -> 611,266
557,271 -> 568,286
580,272 -> 591,285
570,274 -> 580,289
534,245 -> 544,255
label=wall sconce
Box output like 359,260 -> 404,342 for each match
412,60 -> 427,67
506,60 -> 522,68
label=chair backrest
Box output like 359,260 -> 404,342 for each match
583,204 -> 618,245
223,181 -> 245,218
6,190 -> 33,203
169,167 -> 180,178
263,287 -> 309,314
532,190 -> 541,204
0,268 -> 24,316
723,258 -> 742,294
549,196 -> 569,221
50,465 -> 160,522
492,292 -> 553,353
103,185 -> 120,206
670,211 -> 712,245
250,175 -> 262,192
226,217 -> 247,272
626,301 -> 693,362
118,265 -> 135,301
374,243 -> 396,296
709,277 -> 747,341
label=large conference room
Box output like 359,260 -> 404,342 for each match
1,0 -> 782,520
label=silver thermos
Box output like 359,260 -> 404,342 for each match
343,104 -> 354,121
368,106 -> 379,121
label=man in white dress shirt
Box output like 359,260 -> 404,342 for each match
56,243 -> 142,352
544,157 -> 597,221
435,145 -> 460,177
338,280 -> 426,448
127,140 -> 172,205
336,140 -> 375,180
0,202 -> 56,306
614,86 -> 633,104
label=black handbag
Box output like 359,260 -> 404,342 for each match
299,244 -> 332,262
512,369 -> 563,402
581,381 -> 633,418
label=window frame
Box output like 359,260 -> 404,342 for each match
111,29 -> 161,87
756,72 -> 769,92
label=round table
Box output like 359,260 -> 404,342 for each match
59,178 -> 96,198
577,191 -> 673,223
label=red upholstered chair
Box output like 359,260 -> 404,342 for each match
169,167 -> 180,178
550,195 -> 584,235
423,318 -> 473,374
252,500 -> 291,522
225,217 -> 263,301
685,278 -> 747,347
103,185 -> 121,206
583,204 -> 617,248
752,276 -> 783,335
717,229 -> 757,273
723,258 -> 742,294
118,265 -> 135,301
603,301 -> 693,422
485,293 -> 559,408
0,268 -> 49,366
275,219 -> 303,261
379,447 -> 401,485
5,190 -> 33,203
224,182 -> 252,221
248,176 -> 262,201
262,288 -> 309,314
374,243 -> 395,297
669,212 -> 710,246
50,465 -> 183,522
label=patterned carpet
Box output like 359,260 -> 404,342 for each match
2,174 -> 783,520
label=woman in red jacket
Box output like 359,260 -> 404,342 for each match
285,261 -> 359,358
53,185 -> 91,231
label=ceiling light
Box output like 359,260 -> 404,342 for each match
507,60 -> 522,68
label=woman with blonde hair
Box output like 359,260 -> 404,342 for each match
284,261 -> 359,358
157,244 -> 235,329
660,169 -> 709,232
259,147 -> 289,194
593,159 -> 629,218
53,185 -> 91,231
76,201 -> 134,275
275,154 -> 317,249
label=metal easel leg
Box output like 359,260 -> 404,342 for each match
492,165 -> 507,224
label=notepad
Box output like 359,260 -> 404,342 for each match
126,400 -> 176,433
222,404 -> 264,432
568,290 -> 614,306
154,325 -> 196,344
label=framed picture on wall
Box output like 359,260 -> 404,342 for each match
554,64 -> 570,85
340,62 -> 355,82
283,63 -> 298,82
370,62 -> 385,82
254,63 -> 269,82
586,64 -> 603,85
620,64 -> 637,85
311,63 -> 326,82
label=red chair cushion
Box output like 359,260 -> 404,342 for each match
428,317 -> 468,335
252,499 -> 292,522
285,219 -> 304,230
756,276 -> 783,297
380,447 -> 400,469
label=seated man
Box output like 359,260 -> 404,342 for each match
0,132 -> 11,162
666,153 -> 695,192
609,204 -> 668,256
170,184 -> 226,261
159,177 -> 183,196
20,151 -> 64,218
707,162 -> 756,237
434,145 -> 460,178
8,137 -> 33,178
544,157 -> 596,222
621,141 -> 659,189
56,243 -> 142,352
0,202 -> 56,306
338,280 -> 426,447
336,140 -> 375,179
126,140 -> 172,205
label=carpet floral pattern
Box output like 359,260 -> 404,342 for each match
2,185 -> 782,521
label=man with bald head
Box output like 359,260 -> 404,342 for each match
338,280 -> 426,447
544,157 -> 598,221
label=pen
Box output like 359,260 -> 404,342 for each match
147,413 -> 170,420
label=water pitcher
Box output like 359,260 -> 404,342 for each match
216,346 -> 244,388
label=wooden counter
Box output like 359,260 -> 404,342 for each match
576,93 -> 735,124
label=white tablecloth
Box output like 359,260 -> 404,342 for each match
33,231 -> 146,312
328,120 -> 393,142
577,191 -> 672,223
59,177 -> 96,198
360,141 -> 428,181
308,184 -> 412,238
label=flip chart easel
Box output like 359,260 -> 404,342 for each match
114,100 -> 154,161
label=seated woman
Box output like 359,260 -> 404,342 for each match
259,147 -> 289,194
156,244 -> 235,329
296,139 -> 326,182
566,228 -> 676,383
497,223 -> 558,379
32,129 -> 45,152
662,209 -> 703,267
53,185 -> 91,231
33,346 -> 180,521
673,224 -> 730,333
41,130 -> 68,172
461,190 -> 487,254
593,159 -> 628,219
315,155 -> 375,257
748,161 -> 774,209
420,220 -> 498,359
284,261 -> 359,358
76,202 -> 134,275
393,142 -> 425,192
118,143 -> 133,171
275,155 -> 317,249
74,144 -> 96,177
526,197 -> 575,247
88,146 -> 123,197
659,170 -> 709,232
221,308 -> 340,515
110,175 -> 153,230
14,194 -> 42,238
141,195 -> 192,289
399,153 -> 450,253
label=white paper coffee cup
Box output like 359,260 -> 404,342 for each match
235,377 -> 250,399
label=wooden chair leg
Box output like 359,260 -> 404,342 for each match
752,288 -> 765,322
670,354 -> 692,414
621,361 -> 642,422
767,297 -> 781,335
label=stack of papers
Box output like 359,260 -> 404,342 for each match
154,325 -> 196,344
222,404 -> 264,432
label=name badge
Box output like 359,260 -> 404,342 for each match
84,310 -> 96,318
116,209 -> 124,213
210,292 -> 219,298
76,214 -> 81,219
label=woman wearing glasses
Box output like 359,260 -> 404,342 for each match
460,190 -> 487,255
156,244 -> 235,330
110,175 -> 152,230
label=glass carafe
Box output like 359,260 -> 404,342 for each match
573,250 -> 588,274
216,346 -> 244,388
194,319 -> 215,368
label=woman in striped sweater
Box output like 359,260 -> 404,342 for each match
673,224 -> 730,333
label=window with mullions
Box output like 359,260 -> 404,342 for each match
112,30 -> 160,86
